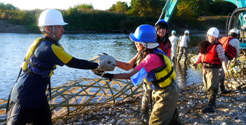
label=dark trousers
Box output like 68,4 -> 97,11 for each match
7,100 -> 52,125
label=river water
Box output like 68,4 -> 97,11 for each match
0,33 -> 204,99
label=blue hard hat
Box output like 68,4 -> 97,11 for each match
129,24 -> 157,43
155,19 -> 169,30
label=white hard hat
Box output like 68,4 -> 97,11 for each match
172,30 -> 176,34
184,30 -> 189,34
207,27 -> 219,38
229,29 -> 238,34
38,9 -> 68,26
228,28 -> 239,37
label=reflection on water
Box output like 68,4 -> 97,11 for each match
0,33 -> 205,99
174,62 -> 203,87
175,63 -> 188,86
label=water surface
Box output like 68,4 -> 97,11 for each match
0,33 -> 204,99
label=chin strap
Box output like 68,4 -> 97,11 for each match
41,26 -> 58,41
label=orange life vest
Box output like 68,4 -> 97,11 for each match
219,36 -> 236,60
201,43 -> 222,68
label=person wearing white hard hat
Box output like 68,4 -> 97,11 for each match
96,24 -> 181,125
6,9 -> 112,124
193,27 -> 230,114
244,14 -> 246,24
219,29 -> 240,60
217,28 -> 240,94
241,14 -> 246,30
169,30 -> 180,62
177,30 -> 190,64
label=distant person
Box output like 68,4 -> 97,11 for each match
218,28 -> 240,94
240,14 -> 246,42
242,14 -> 246,29
177,30 -> 190,64
96,24 -> 181,125
6,9 -> 114,124
155,19 -> 172,57
169,30 -> 180,62
193,27 -> 230,113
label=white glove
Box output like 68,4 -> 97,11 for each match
90,53 -> 116,72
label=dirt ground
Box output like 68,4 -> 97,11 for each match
0,20 -> 29,33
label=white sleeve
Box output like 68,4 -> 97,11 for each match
229,39 -> 240,57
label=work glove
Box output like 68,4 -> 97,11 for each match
192,63 -> 198,70
90,53 -> 117,73
95,72 -> 114,81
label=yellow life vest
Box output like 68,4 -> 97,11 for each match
136,49 -> 176,89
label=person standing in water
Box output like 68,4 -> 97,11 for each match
169,30 -> 180,62
177,30 -> 190,64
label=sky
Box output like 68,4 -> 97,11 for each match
1,0 -> 131,10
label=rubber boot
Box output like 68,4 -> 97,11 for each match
169,108 -> 182,125
177,55 -> 181,63
183,57 -> 187,65
172,57 -> 176,62
141,104 -> 149,125
141,86 -> 150,125
220,82 -> 231,94
202,95 -> 216,113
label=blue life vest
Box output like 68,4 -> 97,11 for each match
24,38 -> 55,78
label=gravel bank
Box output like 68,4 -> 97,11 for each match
53,77 -> 246,125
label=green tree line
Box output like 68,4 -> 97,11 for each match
0,0 -> 237,33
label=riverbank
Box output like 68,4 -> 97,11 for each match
0,19 -> 224,34
52,55 -> 246,125
0,20 -> 30,33
53,75 -> 246,125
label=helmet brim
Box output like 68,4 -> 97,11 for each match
38,22 -> 68,26
145,42 -> 159,49
136,42 -> 159,49
129,33 -> 157,43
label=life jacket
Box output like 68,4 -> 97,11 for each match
22,38 -> 56,78
201,42 -> 222,68
136,48 -> 176,89
158,39 -> 171,57
219,36 -> 237,60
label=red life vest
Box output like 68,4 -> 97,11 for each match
218,36 -> 236,60
158,41 -> 171,57
201,43 -> 222,68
